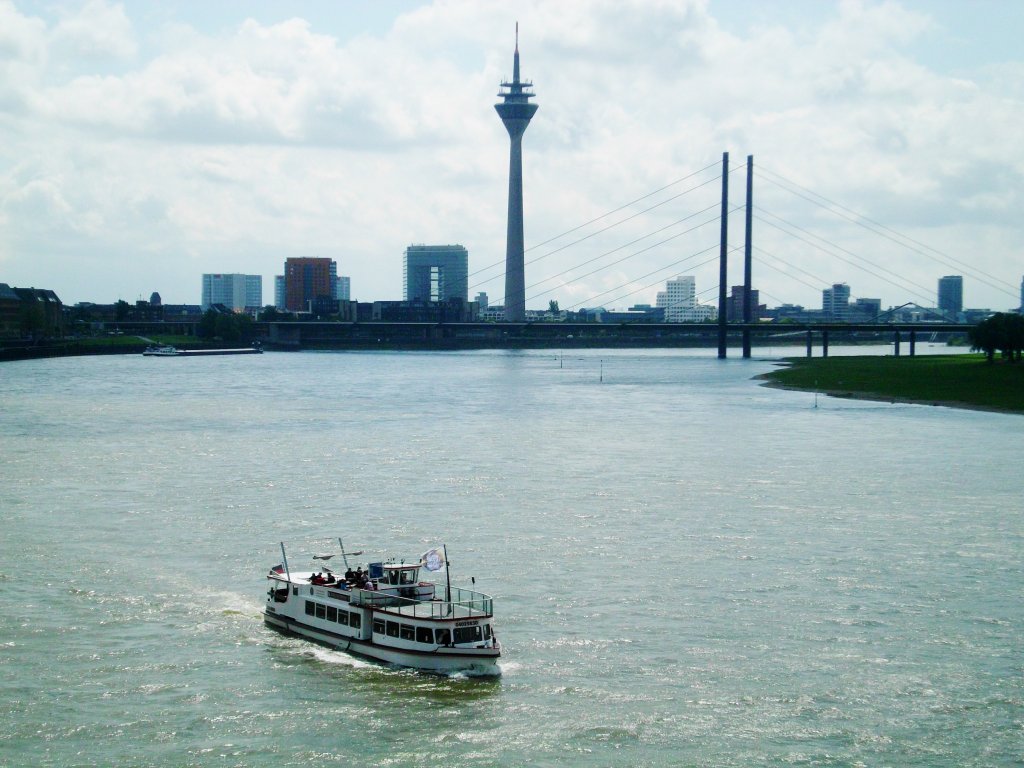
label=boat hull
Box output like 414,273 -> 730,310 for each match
264,611 -> 501,676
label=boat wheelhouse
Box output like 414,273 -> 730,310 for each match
263,543 -> 500,675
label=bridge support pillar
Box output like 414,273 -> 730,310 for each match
909,330 -> 916,357
894,330 -> 901,357
822,330 -> 829,358
806,330 -> 813,358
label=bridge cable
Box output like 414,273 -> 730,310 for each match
467,161 -> 722,282
570,246 -> 743,315
519,205 -> 722,296
753,211 -> 936,307
525,204 -> 744,307
758,166 -> 1019,300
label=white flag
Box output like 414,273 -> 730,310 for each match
420,547 -> 446,572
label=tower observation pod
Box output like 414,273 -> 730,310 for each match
495,24 -> 538,323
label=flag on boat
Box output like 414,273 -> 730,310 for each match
270,564 -> 285,574
420,547 -> 446,572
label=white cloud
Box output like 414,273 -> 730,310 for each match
51,0 -> 136,61
0,0 -> 1021,312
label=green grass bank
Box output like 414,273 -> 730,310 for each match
761,354 -> 1024,414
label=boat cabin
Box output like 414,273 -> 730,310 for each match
378,563 -> 421,587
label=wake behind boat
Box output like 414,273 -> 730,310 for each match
263,540 -> 501,675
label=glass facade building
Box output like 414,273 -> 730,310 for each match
201,274 -> 262,311
938,275 -> 963,319
403,245 -> 469,303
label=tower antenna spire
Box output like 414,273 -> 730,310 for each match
495,25 -> 538,324
513,23 -> 520,83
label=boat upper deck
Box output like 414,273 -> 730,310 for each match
270,571 -> 493,621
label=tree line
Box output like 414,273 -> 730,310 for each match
968,313 -> 1024,363
197,309 -> 254,343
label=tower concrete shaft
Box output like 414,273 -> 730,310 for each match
495,28 -> 537,323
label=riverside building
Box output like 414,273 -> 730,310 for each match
201,274 -> 262,311
283,258 -> 338,313
656,277 -> 713,322
938,275 -> 963,319
403,245 -> 469,303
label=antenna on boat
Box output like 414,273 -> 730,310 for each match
336,538 -> 363,569
338,538 -> 349,569
280,542 -> 291,582
444,544 -> 452,606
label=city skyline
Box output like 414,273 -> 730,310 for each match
1,1 -> 1022,312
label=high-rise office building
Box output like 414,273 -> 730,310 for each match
938,275 -> 963,316
403,245 -> 468,303
656,276 -> 698,322
822,283 -> 851,320
338,276 -> 351,302
495,26 -> 538,323
275,275 -> 285,310
938,275 -> 963,319
201,273 -> 262,311
726,285 -> 762,322
284,258 -> 337,312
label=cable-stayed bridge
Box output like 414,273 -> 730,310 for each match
459,150 -> 1019,357
249,151 -> 1014,354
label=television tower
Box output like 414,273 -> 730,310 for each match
495,24 -> 538,323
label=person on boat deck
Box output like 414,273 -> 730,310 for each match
324,572 -> 335,584
345,567 -> 355,583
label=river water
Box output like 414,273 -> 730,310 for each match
1,348 -> 1020,767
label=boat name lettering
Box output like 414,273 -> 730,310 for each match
455,620 -> 479,627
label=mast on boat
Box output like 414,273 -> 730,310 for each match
279,542 -> 291,582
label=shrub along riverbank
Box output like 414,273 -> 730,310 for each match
761,354 -> 1024,414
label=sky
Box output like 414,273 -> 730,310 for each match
2,0 -> 1022,312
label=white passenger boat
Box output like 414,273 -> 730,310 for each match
142,345 -> 180,356
263,541 -> 501,675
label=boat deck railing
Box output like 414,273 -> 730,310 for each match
350,585 -> 493,619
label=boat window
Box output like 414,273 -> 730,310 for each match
373,618 -> 385,635
454,626 -> 483,644
435,628 -> 451,645
326,606 -> 337,623
400,570 -> 416,585
399,624 -> 415,641
387,570 -> 400,585
315,604 -> 326,620
484,624 -> 491,640
386,621 -> 400,638
292,587 -> 298,596
305,600 -> 315,616
350,613 -> 361,629
416,627 -> 433,644
337,610 -> 349,626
